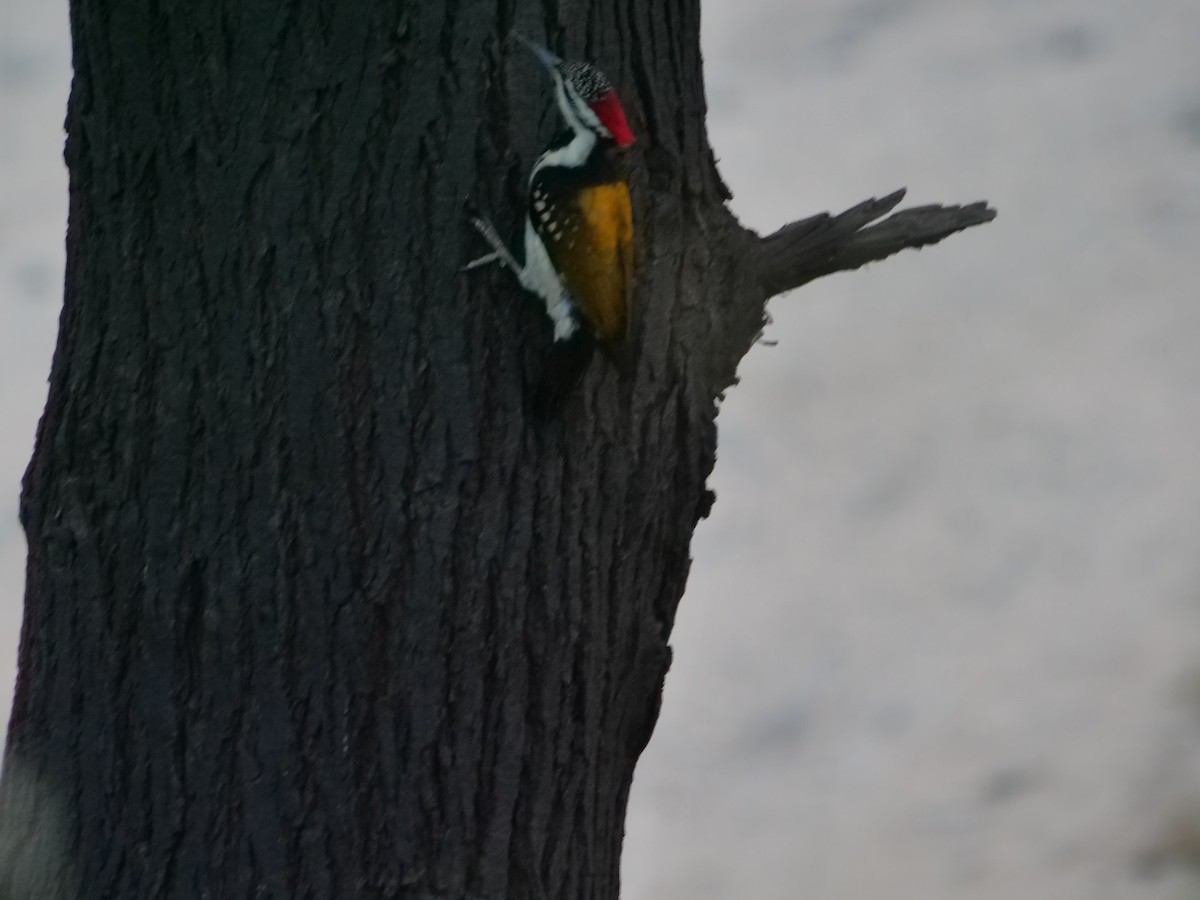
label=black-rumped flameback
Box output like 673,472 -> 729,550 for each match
464,33 -> 636,417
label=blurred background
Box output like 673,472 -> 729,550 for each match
4,1 -> 1200,898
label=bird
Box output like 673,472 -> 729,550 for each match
464,32 -> 637,417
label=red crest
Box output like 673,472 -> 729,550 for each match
589,92 -> 636,148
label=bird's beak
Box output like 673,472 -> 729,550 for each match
511,31 -> 561,74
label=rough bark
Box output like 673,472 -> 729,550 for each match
0,1 -> 993,898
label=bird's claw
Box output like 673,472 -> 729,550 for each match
462,214 -> 519,274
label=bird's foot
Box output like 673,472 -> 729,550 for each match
462,216 -> 520,273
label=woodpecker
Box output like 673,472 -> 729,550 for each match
464,33 -> 637,417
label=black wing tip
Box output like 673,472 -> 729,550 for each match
531,329 -> 595,420
600,339 -> 636,380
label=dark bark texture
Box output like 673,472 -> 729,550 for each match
0,1 -> 993,898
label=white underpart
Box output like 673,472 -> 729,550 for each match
520,219 -> 578,341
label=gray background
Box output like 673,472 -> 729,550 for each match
4,1 -> 1200,898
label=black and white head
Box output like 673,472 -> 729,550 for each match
512,32 -> 636,148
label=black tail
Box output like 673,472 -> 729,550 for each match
599,339 -> 636,381
532,330 -> 595,419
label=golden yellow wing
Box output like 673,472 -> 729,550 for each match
543,181 -> 633,344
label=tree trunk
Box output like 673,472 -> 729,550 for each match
0,1 -> 992,898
